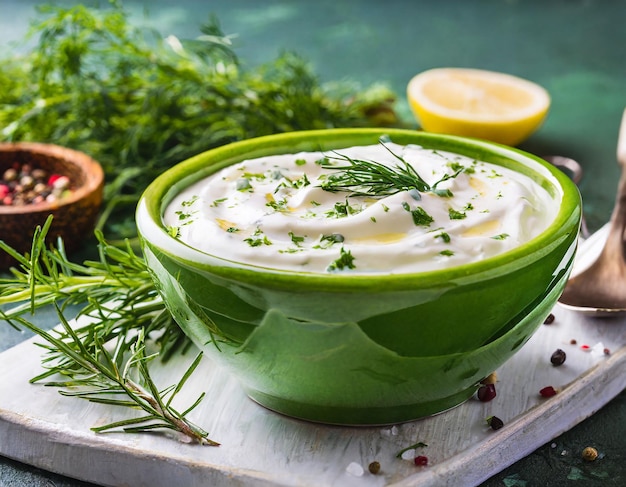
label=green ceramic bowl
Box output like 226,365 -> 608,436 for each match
136,128 -> 581,424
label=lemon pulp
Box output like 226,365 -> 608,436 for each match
407,68 -> 550,146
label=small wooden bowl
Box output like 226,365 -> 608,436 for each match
0,142 -> 104,270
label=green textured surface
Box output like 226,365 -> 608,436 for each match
1,0 -> 626,485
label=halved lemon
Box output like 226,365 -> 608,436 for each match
407,68 -> 550,146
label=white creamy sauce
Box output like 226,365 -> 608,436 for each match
163,142 -> 557,274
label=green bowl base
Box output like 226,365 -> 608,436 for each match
245,386 -> 476,426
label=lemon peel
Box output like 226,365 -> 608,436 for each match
407,68 -> 550,146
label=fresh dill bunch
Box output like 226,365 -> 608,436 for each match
0,2 -> 398,241
0,217 -> 215,444
319,140 -> 464,198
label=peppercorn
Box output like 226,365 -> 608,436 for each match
414,455 -> 428,466
0,162 -> 70,206
550,348 -> 567,366
477,383 -> 497,402
582,447 -> 598,462
539,386 -> 558,397
2,167 -> 17,182
543,313 -> 555,324
368,461 -> 381,474
486,416 -> 504,430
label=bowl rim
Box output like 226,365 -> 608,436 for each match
0,142 -> 104,215
136,128 -> 581,290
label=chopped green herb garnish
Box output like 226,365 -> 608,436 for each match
274,173 -> 311,192
325,199 -> 362,218
295,158 -> 307,166
440,250 -> 455,256
244,228 -> 272,247
448,161 -> 466,172
181,195 -> 198,207
175,210 -> 196,222
402,201 -> 434,227
434,231 -> 451,243
314,233 -> 345,249
294,174 -> 311,188
226,227 -> 239,233
211,197 -> 228,207
491,233 -> 510,240
310,200 -> 321,206
242,172 -> 266,181
289,231 -> 306,247
327,247 -> 356,272
266,198 -> 288,212
448,208 -> 467,220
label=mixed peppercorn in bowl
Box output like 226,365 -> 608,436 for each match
0,142 -> 104,270
136,128 -> 581,424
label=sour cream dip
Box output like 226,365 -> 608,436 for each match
163,142 -> 557,274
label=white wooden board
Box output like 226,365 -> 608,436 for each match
1,226 -> 625,487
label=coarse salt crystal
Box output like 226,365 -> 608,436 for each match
346,462 -> 364,477
401,449 -> 415,461
590,342 -> 606,358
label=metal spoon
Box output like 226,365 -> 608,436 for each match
558,108 -> 626,316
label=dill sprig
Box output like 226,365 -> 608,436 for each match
319,141 -> 463,198
0,217 -> 216,444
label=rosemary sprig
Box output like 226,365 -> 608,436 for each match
320,141 -> 463,198
0,217 -> 190,361
0,217 -> 217,444
7,308 -> 217,445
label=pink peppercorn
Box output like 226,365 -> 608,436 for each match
47,173 -> 63,185
414,455 -> 428,466
540,386 -> 558,397
477,383 -> 497,402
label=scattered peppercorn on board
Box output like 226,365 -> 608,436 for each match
1,225 -> 625,487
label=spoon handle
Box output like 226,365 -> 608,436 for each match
611,108 -> 626,248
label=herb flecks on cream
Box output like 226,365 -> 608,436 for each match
163,142 -> 557,273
